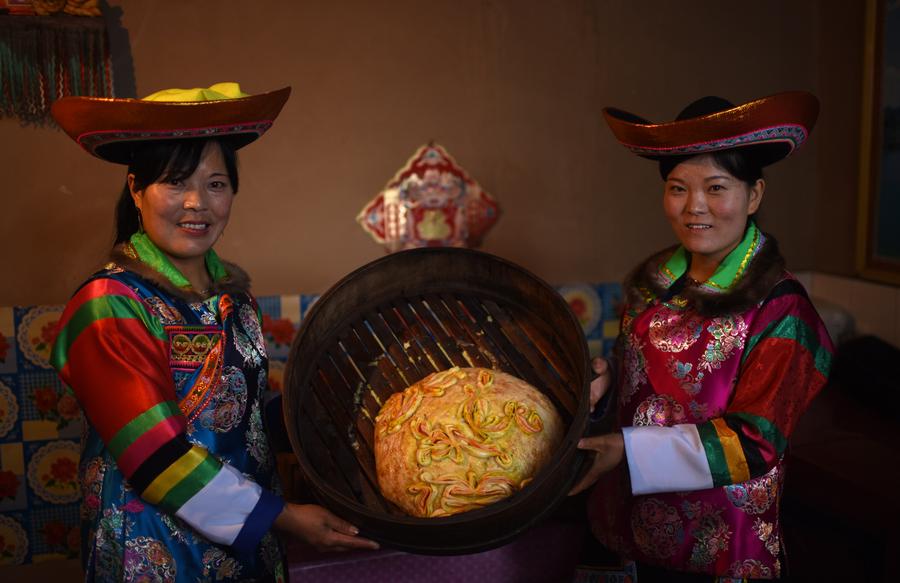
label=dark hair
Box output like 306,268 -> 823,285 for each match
114,138 -> 239,244
658,147 -> 764,185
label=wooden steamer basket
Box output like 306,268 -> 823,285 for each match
283,247 -> 590,554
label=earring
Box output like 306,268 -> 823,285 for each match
136,208 -> 144,233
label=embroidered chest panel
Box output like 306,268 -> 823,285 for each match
167,326 -> 222,370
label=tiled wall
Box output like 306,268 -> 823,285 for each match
800,271 -> 900,348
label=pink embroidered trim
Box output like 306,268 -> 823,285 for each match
76,120 -> 274,148
619,123 -> 808,155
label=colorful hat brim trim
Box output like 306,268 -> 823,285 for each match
618,123 -> 807,157
79,121 -> 274,164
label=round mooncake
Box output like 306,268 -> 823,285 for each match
374,367 -> 563,518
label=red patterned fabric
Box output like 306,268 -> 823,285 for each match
590,256 -> 832,578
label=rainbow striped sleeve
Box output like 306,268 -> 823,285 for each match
623,279 -> 833,495
51,277 -> 283,551
698,280 -> 833,487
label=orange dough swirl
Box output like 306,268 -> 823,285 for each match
374,367 -> 563,518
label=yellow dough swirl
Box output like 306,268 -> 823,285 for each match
374,367 -> 563,518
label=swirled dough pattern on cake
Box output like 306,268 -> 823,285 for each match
374,367 -> 563,518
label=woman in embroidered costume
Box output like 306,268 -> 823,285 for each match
49,83 -> 378,582
569,93 -> 833,582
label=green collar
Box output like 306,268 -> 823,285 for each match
128,232 -> 227,291
660,222 -> 762,292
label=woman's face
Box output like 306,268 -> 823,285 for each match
663,154 -> 764,271
129,142 -> 234,269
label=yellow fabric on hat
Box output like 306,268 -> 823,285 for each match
141,82 -> 249,103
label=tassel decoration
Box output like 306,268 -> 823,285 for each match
0,13 -> 113,125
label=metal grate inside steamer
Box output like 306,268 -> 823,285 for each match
297,291 -> 578,514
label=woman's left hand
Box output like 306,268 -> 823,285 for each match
568,432 -> 625,496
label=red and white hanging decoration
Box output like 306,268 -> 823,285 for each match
357,143 -> 501,253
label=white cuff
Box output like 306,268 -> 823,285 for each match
623,424 -> 714,495
175,463 -> 262,545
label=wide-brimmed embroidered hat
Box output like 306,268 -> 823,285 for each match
603,91 -> 819,168
51,82 -> 291,164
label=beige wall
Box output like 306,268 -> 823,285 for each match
814,0 -> 865,277
1,0 -> 861,306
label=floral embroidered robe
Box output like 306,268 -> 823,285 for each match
589,224 -> 833,580
50,233 -> 285,582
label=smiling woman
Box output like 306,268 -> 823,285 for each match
570,93 -> 834,582
662,153 -> 764,283
123,140 -> 238,292
46,83 -> 378,582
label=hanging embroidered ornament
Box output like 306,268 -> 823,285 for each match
357,143 -> 501,252
0,2 -> 111,125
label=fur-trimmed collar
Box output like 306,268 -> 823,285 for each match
109,245 -> 252,302
625,233 -> 787,317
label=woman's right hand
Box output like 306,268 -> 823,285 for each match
568,432 -> 625,495
273,503 -> 380,552
589,357 -> 612,410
